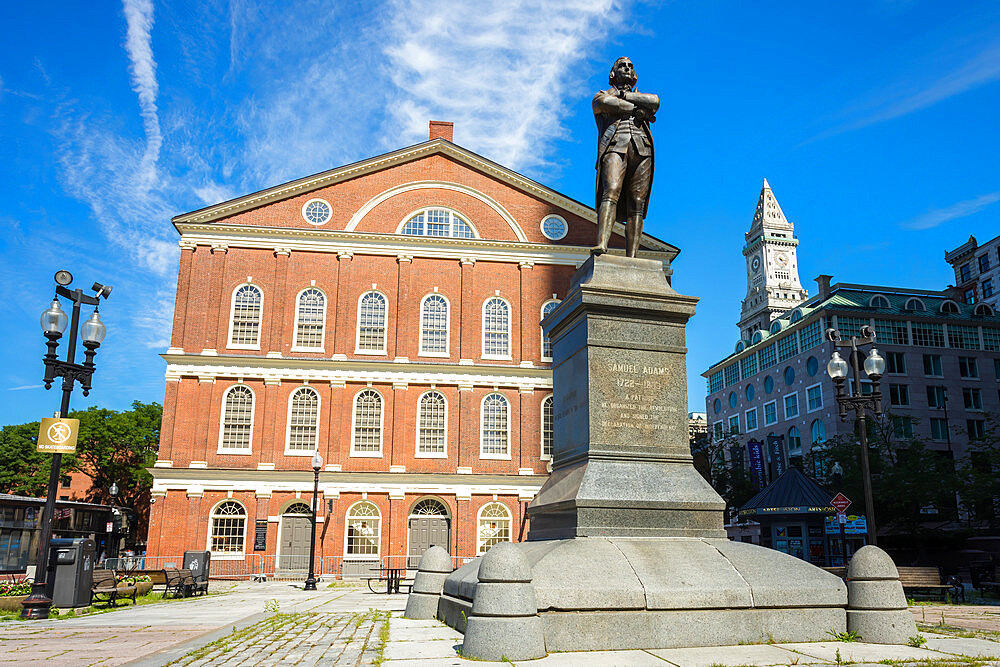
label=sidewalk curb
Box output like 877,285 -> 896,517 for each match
126,611 -> 268,667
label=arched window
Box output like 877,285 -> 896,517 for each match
788,426 -> 802,452
283,502 -> 312,515
483,297 -> 511,358
751,330 -> 765,344
478,502 -> 511,553
345,501 -> 380,556
209,501 -> 247,554
417,391 -> 447,456
286,386 -> 320,452
219,385 -> 254,451
810,419 -> 826,444
357,291 -> 387,353
411,498 -> 448,517
541,394 -> 554,460
869,294 -> 890,308
293,288 -> 326,349
940,300 -> 960,314
789,309 -> 803,323
228,284 -> 262,348
400,208 -> 477,239
769,320 -> 783,334
351,389 -> 383,456
481,393 -> 510,458
419,294 -> 449,355
541,300 -> 560,360
735,341 -> 746,353
974,303 -> 995,316
904,297 -> 926,312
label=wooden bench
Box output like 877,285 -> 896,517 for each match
163,568 -> 199,598
972,563 -> 1000,597
897,566 -> 954,600
91,569 -> 136,607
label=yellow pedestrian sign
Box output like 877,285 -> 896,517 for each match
38,418 -> 79,454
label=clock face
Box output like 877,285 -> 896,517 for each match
775,253 -> 789,267
751,256 -> 761,273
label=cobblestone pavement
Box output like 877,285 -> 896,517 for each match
910,602 -> 1000,634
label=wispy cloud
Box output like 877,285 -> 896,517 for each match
122,0 -> 161,190
8,385 -> 44,392
901,191 -> 1000,230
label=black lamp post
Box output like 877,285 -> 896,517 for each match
108,482 -> 119,563
825,325 -> 885,548
831,461 -> 848,564
22,272 -> 111,619
304,450 -> 323,591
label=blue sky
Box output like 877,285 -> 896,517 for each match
1,1 -> 998,426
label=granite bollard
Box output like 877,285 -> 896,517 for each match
846,545 -> 918,644
403,545 -> 452,620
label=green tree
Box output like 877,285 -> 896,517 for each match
0,420 -> 77,495
955,412 -> 1000,528
704,436 -> 759,511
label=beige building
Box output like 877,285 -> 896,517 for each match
946,234 -> 1000,311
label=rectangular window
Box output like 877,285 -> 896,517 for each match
963,387 -> 983,410
930,418 -> 949,441
923,354 -> 943,376
709,371 -> 724,394
891,415 -> 913,439
979,255 -> 992,273
983,279 -> 995,299
728,415 -> 740,435
889,384 -> 910,406
948,325 -> 981,350
777,334 -> 799,362
799,320 -> 822,350
926,385 -> 947,409
807,384 -> 823,411
959,357 -> 979,378
995,358 -> 1000,381
875,320 -> 909,346
783,393 -> 799,419
886,351 -> 907,374
983,328 -> 1000,351
759,344 -> 777,370
745,408 -> 758,431
764,401 -> 778,425
740,354 -> 758,379
836,316 -> 871,337
968,419 -> 986,440
724,364 -> 739,387
960,263 -> 972,282
912,322 -> 945,348
964,288 -> 977,305
713,422 -> 724,440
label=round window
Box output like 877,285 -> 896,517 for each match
728,392 -> 737,409
745,384 -> 755,401
784,366 -> 795,386
713,398 -> 721,415
806,356 -> 819,377
540,215 -> 568,241
763,376 -> 774,394
302,199 -> 332,225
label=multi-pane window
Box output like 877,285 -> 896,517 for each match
745,408 -> 758,431
417,391 -> 447,455
810,419 -> 826,444
357,291 -> 387,352
949,325 -> 981,350
708,371 -> 724,394
351,390 -> 383,455
419,295 -> 449,355
777,334 -> 799,362
983,279 -> 995,299
713,422 -> 724,440
345,501 -> 380,556
979,255 -> 992,273
886,351 -> 907,374
799,320 -> 822,350
764,401 -> 777,425
477,502 -> 511,553
483,298 -> 511,357
229,285 -> 262,347
740,353 -> 758,379
783,393 -> 799,419
926,385 -> 947,409
968,419 -> 986,439
923,354 -> 943,376
286,387 -> 319,452
210,501 -> 247,553
807,385 -> 823,411
293,288 -> 325,349
759,344 -> 777,370
963,387 -> 983,410
541,395 -> 554,459
724,364 -> 739,387
996,358 -> 1000,381
541,301 -> 559,359
788,426 -> 801,452
401,208 -> 476,238
930,418 -> 949,441
481,393 -> 510,457
836,316 -> 870,337
959,357 -> 979,378
220,386 -> 254,451
912,322 -> 945,348
728,415 -> 740,435
965,289 -> 977,304
959,264 -> 972,282
874,320 -> 909,345
892,415 -> 914,439
984,328 -> 1000,351
889,384 -> 909,406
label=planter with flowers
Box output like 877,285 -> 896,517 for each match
0,580 -> 32,611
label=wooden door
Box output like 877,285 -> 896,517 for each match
279,516 -> 311,571
408,517 -> 450,568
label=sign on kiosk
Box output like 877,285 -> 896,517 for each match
37,418 -> 79,454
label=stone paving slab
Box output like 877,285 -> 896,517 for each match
529,649 -> 668,665
649,643 -> 826,666
921,634 -> 1000,659
775,641 -> 949,663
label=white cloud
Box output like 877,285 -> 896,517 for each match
122,0 -> 161,190
7,385 -> 44,391
901,191 -> 1000,230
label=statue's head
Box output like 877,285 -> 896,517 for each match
609,57 -> 637,89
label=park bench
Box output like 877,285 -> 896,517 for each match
971,562 -> 1000,597
91,569 -> 136,607
162,568 -> 207,598
366,566 -> 413,595
897,566 -> 956,600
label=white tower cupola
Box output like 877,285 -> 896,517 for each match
738,179 -> 808,339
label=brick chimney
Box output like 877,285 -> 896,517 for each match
429,121 -> 454,142
815,274 -> 833,300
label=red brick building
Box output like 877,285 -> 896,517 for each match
146,122 -> 678,576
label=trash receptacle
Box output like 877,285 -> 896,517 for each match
50,538 -> 96,608
183,550 -> 211,584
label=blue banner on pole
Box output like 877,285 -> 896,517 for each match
747,440 -> 765,489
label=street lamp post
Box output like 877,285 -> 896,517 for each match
108,482 -> 119,563
825,325 -> 885,548
22,272 -> 111,619
831,461 -> 848,564
304,450 -> 323,591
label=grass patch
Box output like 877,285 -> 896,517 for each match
0,584 -> 236,623
917,621 -> 1000,643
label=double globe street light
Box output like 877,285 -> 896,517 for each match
825,325 -> 886,548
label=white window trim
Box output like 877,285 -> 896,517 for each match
744,407 -> 758,433
395,206 -> 481,239
539,214 -> 568,241
728,414 -> 741,435
415,390 -> 448,459
939,299 -> 961,314
226,283 -> 263,350
206,500 -> 248,559
712,421 -> 725,440
301,198 -> 332,225
783,392 -> 799,419
805,382 -> 824,413
417,293 -> 451,358
480,392 -> 511,460
350,389 -> 384,458
290,286 -> 328,352
904,297 -> 926,311
284,385 -> 321,456
476,501 -> 512,554
218,384 -> 255,455
355,290 -> 389,356
481,296 -> 513,360
787,426 -> 803,453
343,500 -> 382,561
540,393 -> 554,460
763,399 -> 778,426
540,300 -> 560,362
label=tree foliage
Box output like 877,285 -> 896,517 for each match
0,421 -> 76,496
954,412 -> 1000,528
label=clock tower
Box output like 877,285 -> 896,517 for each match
738,179 -> 808,339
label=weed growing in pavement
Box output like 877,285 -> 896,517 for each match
908,635 -> 928,647
828,629 -> 862,642
263,598 -> 280,613
835,647 -> 842,665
